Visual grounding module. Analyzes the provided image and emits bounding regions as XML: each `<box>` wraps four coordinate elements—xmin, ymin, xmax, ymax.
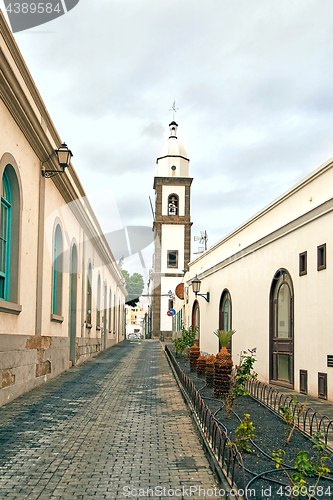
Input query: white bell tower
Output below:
<box><xmin>150</xmin><ymin>120</ymin><xmax>193</xmax><ymax>338</ymax></box>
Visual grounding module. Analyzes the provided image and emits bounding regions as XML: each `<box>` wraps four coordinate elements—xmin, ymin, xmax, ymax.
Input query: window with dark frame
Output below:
<box><xmin>299</xmin><ymin>251</ymin><xmax>307</xmax><ymax>276</ymax></box>
<box><xmin>86</xmin><ymin>263</ymin><xmax>92</xmax><ymax>325</ymax></box>
<box><xmin>167</xmin><ymin>250</ymin><xmax>178</xmax><ymax>268</ymax></box>
<box><xmin>317</xmin><ymin>243</ymin><xmax>326</xmax><ymax>271</ymax></box>
<box><xmin>1</xmin><ymin>171</ymin><xmax>11</xmax><ymax>301</ymax></box>
<box><xmin>52</xmin><ymin>224</ymin><xmax>63</xmax><ymax>316</ymax></box>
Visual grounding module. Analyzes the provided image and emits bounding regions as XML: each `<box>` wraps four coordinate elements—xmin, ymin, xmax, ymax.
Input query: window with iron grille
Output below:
<box><xmin>317</xmin><ymin>244</ymin><xmax>326</xmax><ymax>271</ymax></box>
<box><xmin>318</xmin><ymin>372</ymin><xmax>327</xmax><ymax>399</ymax></box>
<box><xmin>299</xmin><ymin>251</ymin><xmax>307</xmax><ymax>276</ymax></box>
<box><xmin>300</xmin><ymin>370</ymin><xmax>307</xmax><ymax>394</ymax></box>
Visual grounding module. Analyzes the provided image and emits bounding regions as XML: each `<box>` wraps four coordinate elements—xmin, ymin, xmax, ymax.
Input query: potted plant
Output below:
<box><xmin>213</xmin><ymin>329</ymin><xmax>235</xmax><ymax>397</ymax></box>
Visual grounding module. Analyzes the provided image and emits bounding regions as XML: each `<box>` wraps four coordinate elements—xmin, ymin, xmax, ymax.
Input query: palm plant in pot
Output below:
<box><xmin>213</xmin><ymin>329</ymin><xmax>235</xmax><ymax>398</ymax></box>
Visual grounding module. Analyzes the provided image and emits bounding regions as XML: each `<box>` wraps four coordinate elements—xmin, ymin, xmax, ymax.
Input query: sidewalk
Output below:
<box><xmin>0</xmin><ymin>340</ymin><xmax>217</xmax><ymax>499</ymax></box>
<box><xmin>276</xmin><ymin>387</ymin><xmax>333</xmax><ymax>420</ymax></box>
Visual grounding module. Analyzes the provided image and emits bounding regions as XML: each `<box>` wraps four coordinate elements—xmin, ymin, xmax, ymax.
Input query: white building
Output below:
<box><xmin>173</xmin><ymin>153</ymin><xmax>333</xmax><ymax>401</ymax></box>
<box><xmin>0</xmin><ymin>10</ymin><xmax>126</xmax><ymax>407</ymax></box>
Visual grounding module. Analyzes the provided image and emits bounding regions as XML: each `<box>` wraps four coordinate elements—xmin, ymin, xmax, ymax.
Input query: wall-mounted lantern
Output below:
<box><xmin>42</xmin><ymin>142</ymin><xmax>73</xmax><ymax>178</ymax></box>
<box><xmin>191</xmin><ymin>274</ymin><xmax>209</xmax><ymax>302</ymax></box>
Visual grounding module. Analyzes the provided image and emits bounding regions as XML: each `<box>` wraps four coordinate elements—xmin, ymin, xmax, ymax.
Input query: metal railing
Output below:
<box><xmin>165</xmin><ymin>346</ymin><xmax>246</xmax><ymax>495</ymax></box>
<box><xmin>245</xmin><ymin>378</ymin><xmax>333</xmax><ymax>448</ymax></box>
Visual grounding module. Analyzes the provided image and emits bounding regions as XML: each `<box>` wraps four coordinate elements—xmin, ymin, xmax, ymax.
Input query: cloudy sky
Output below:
<box><xmin>4</xmin><ymin>0</ymin><xmax>333</xmax><ymax>278</ymax></box>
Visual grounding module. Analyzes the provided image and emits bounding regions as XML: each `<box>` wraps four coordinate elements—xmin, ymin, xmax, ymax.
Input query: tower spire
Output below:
<box><xmin>169</xmin><ymin>100</ymin><xmax>179</xmax><ymax>121</ymax></box>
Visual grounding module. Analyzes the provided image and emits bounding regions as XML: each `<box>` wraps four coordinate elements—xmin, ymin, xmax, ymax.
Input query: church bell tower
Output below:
<box><xmin>151</xmin><ymin>120</ymin><xmax>193</xmax><ymax>338</ymax></box>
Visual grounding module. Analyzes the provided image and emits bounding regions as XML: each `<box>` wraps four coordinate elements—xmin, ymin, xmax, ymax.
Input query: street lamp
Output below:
<box><xmin>42</xmin><ymin>142</ymin><xmax>73</xmax><ymax>178</ymax></box>
<box><xmin>191</xmin><ymin>274</ymin><xmax>209</xmax><ymax>302</ymax></box>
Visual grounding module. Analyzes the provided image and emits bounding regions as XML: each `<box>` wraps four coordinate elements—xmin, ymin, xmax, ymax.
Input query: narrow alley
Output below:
<box><xmin>0</xmin><ymin>341</ymin><xmax>217</xmax><ymax>499</ymax></box>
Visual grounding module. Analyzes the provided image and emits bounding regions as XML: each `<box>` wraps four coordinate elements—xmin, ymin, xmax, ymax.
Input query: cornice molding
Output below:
<box><xmin>0</xmin><ymin>10</ymin><xmax>59</xmax><ymax>146</ymax></box>
<box><xmin>189</xmin><ymin>196</ymin><xmax>333</xmax><ymax>281</ymax></box>
<box><xmin>153</xmin><ymin>176</ymin><xmax>193</xmax><ymax>189</ymax></box>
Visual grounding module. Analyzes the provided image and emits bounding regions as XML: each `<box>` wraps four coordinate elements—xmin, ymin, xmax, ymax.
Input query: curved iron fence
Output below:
<box><xmin>165</xmin><ymin>345</ymin><xmax>246</xmax><ymax>495</ymax></box>
<box><xmin>245</xmin><ymin>378</ymin><xmax>333</xmax><ymax>448</ymax></box>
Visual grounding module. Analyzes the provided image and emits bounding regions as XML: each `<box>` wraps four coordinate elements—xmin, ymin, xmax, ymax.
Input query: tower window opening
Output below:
<box><xmin>168</xmin><ymin>194</ymin><xmax>179</xmax><ymax>216</ymax></box>
<box><xmin>167</xmin><ymin>250</ymin><xmax>178</xmax><ymax>268</ymax></box>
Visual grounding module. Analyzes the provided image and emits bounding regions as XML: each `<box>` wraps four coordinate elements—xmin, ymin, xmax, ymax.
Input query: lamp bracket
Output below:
<box><xmin>42</xmin><ymin>169</ymin><xmax>65</xmax><ymax>178</ymax></box>
<box><xmin>195</xmin><ymin>292</ymin><xmax>210</xmax><ymax>303</ymax></box>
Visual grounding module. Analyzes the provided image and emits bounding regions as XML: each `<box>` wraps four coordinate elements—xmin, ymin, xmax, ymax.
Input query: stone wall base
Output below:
<box><xmin>151</xmin><ymin>330</ymin><xmax>172</xmax><ymax>339</ymax></box>
<box><xmin>0</xmin><ymin>334</ymin><xmax>119</xmax><ymax>407</ymax></box>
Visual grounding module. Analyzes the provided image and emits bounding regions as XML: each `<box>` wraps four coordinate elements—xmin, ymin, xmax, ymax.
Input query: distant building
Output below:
<box><xmin>125</xmin><ymin>306</ymin><xmax>147</xmax><ymax>337</ymax></box>
<box><xmin>0</xmin><ymin>11</ymin><xmax>126</xmax><ymax>407</ymax></box>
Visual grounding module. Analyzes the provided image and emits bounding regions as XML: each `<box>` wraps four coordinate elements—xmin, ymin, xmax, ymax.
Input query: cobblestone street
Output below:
<box><xmin>0</xmin><ymin>340</ymin><xmax>217</xmax><ymax>499</ymax></box>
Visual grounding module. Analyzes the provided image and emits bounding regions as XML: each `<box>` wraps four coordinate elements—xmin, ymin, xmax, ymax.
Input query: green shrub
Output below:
<box><xmin>172</xmin><ymin>325</ymin><xmax>198</xmax><ymax>359</ymax></box>
<box><xmin>235</xmin><ymin>414</ymin><xmax>255</xmax><ymax>452</ymax></box>
<box><xmin>272</xmin><ymin>433</ymin><xmax>330</xmax><ymax>498</ymax></box>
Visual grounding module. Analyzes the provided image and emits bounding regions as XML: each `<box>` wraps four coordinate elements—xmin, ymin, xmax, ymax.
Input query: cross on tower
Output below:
<box><xmin>169</xmin><ymin>100</ymin><xmax>179</xmax><ymax>121</ymax></box>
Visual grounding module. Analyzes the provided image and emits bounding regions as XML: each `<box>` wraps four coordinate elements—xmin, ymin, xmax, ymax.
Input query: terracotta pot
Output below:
<box><xmin>213</xmin><ymin>347</ymin><xmax>233</xmax><ymax>397</ymax></box>
<box><xmin>189</xmin><ymin>345</ymin><xmax>200</xmax><ymax>371</ymax></box>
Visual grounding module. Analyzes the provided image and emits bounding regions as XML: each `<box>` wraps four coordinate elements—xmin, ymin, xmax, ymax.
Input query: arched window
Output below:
<box><xmin>219</xmin><ymin>289</ymin><xmax>232</xmax><ymax>353</ymax></box>
<box><xmin>113</xmin><ymin>293</ymin><xmax>116</xmax><ymax>335</ymax></box>
<box><xmin>118</xmin><ymin>300</ymin><xmax>121</xmax><ymax>338</ymax></box>
<box><xmin>270</xmin><ymin>269</ymin><xmax>294</xmax><ymax>386</ymax></box>
<box><xmin>96</xmin><ymin>274</ymin><xmax>101</xmax><ymax>329</ymax></box>
<box><xmin>103</xmin><ymin>284</ymin><xmax>107</xmax><ymax>348</ymax></box>
<box><xmin>69</xmin><ymin>244</ymin><xmax>77</xmax><ymax>364</ymax></box>
<box><xmin>191</xmin><ymin>300</ymin><xmax>200</xmax><ymax>343</ymax></box>
<box><xmin>0</xmin><ymin>171</ymin><xmax>11</xmax><ymax>300</ymax></box>
<box><xmin>52</xmin><ymin>224</ymin><xmax>63</xmax><ymax>315</ymax></box>
<box><xmin>0</xmin><ymin>159</ymin><xmax>21</xmax><ymax>306</ymax></box>
<box><xmin>86</xmin><ymin>263</ymin><xmax>92</xmax><ymax>325</ymax></box>
<box><xmin>109</xmin><ymin>289</ymin><xmax>112</xmax><ymax>334</ymax></box>
<box><xmin>168</xmin><ymin>194</ymin><xmax>179</xmax><ymax>216</ymax></box>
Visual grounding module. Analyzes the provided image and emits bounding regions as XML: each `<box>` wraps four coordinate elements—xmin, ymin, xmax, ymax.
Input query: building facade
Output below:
<box><xmin>125</xmin><ymin>306</ymin><xmax>147</xmax><ymax>338</ymax></box>
<box><xmin>173</xmin><ymin>154</ymin><xmax>333</xmax><ymax>401</ymax></box>
<box><xmin>0</xmin><ymin>10</ymin><xmax>126</xmax><ymax>407</ymax></box>
<box><xmin>148</xmin><ymin>121</ymin><xmax>192</xmax><ymax>338</ymax></box>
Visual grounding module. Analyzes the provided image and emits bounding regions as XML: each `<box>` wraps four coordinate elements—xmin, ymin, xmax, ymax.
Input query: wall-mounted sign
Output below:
<box><xmin>175</xmin><ymin>283</ymin><xmax>184</xmax><ymax>300</ymax></box>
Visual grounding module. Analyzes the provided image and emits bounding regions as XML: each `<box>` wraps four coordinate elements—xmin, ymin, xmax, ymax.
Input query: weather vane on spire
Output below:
<box><xmin>169</xmin><ymin>100</ymin><xmax>179</xmax><ymax>121</ymax></box>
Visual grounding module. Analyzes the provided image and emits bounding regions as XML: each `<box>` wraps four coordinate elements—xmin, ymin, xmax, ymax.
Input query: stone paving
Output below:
<box><xmin>0</xmin><ymin>340</ymin><xmax>218</xmax><ymax>499</ymax></box>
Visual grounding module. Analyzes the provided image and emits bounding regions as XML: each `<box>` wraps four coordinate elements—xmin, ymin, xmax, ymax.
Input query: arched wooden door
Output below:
<box><xmin>270</xmin><ymin>269</ymin><xmax>294</xmax><ymax>387</ymax></box>
<box><xmin>219</xmin><ymin>289</ymin><xmax>232</xmax><ymax>353</ymax></box>
<box><xmin>103</xmin><ymin>285</ymin><xmax>107</xmax><ymax>350</ymax></box>
<box><xmin>191</xmin><ymin>300</ymin><xmax>200</xmax><ymax>345</ymax></box>
<box><xmin>69</xmin><ymin>244</ymin><xmax>77</xmax><ymax>365</ymax></box>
